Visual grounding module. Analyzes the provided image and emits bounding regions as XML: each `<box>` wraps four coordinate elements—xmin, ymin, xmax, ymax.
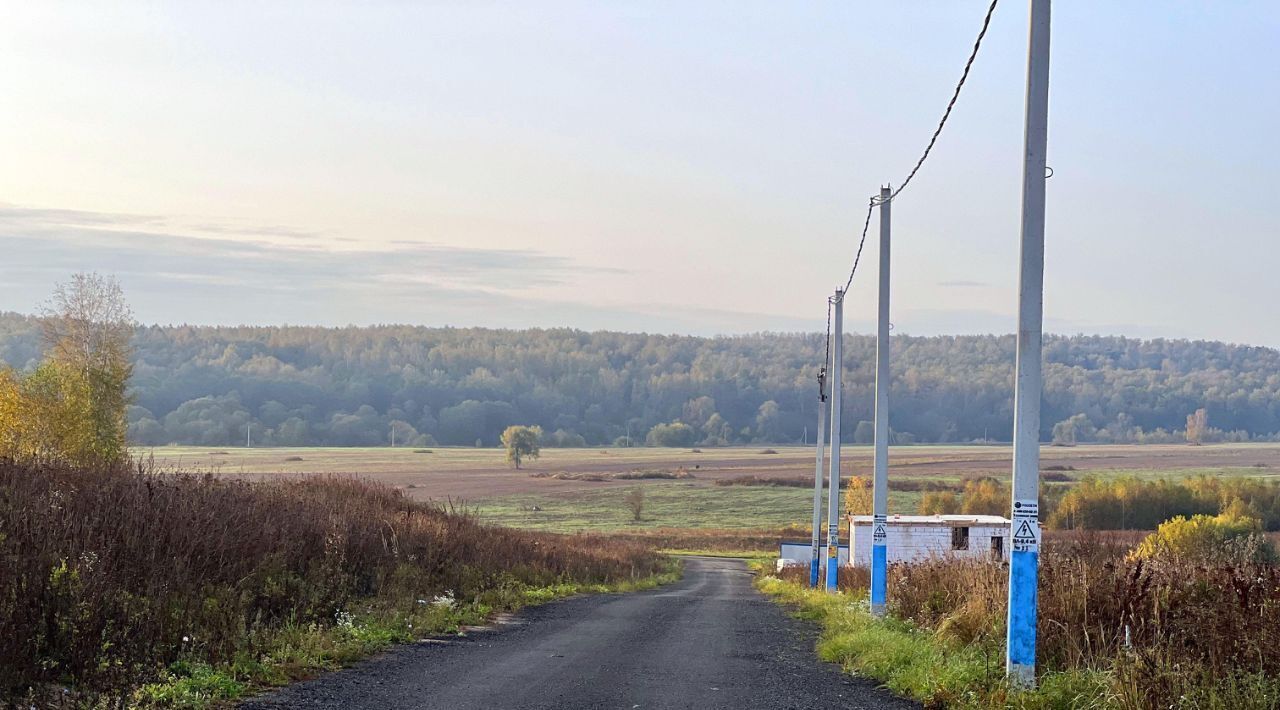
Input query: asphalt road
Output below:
<box><xmin>241</xmin><ymin>557</ymin><xmax>918</xmax><ymax>710</ymax></box>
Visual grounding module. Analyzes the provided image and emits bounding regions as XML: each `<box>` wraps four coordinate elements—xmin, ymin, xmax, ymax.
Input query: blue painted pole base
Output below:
<box><xmin>824</xmin><ymin>549</ymin><xmax>839</xmax><ymax>592</ymax></box>
<box><xmin>809</xmin><ymin>558</ymin><xmax>820</xmax><ymax>588</ymax></box>
<box><xmin>870</xmin><ymin>543</ymin><xmax>887</xmax><ymax>616</ymax></box>
<box><xmin>1006</xmin><ymin>549</ymin><xmax>1039</xmax><ymax>686</ymax></box>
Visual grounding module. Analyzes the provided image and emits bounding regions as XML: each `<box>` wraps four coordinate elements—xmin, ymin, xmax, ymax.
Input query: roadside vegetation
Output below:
<box><xmin>0</xmin><ymin>460</ymin><xmax>673</xmax><ymax>706</ymax></box>
<box><xmin>758</xmin><ymin>529</ymin><xmax>1280</xmax><ymax>709</ymax></box>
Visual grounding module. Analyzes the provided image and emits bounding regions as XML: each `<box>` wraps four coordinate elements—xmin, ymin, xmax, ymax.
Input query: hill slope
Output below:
<box><xmin>2</xmin><ymin>312</ymin><xmax>1278</xmax><ymax>447</ymax></box>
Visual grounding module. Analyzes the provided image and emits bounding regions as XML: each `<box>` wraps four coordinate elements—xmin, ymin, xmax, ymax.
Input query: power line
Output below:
<box><xmin>833</xmin><ymin>0</ymin><xmax>1000</xmax><ymax>297</ymax></box>
<box><xmin>888</xmin><ymin>0</ymin><xmax>1000</xmax><ymax>203</ymax></box>
<box><xmin>819</xmin><ymin>296</ymin><xmax>832</xmax><ymax>402</ymax></box>
<box><xmin>841</xmin><ymin>197</ymin><xmax>876</xmax><ymax>293</ymax></box>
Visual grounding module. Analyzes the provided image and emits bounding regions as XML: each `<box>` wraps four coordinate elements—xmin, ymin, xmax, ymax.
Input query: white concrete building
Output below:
<box><xmin>777</xmin><ymin>541</ymin><xmax>849</xmax><ymax>568</ymax></box>
<box><xmin>848</xmin><ymin>514</ymin><xmax>1010</xmax><ymax>567</ymax></box>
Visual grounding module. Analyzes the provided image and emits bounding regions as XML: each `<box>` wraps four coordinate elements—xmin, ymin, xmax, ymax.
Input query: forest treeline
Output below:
<box><xmin>2</xmin><ymin>312</ymin><xmax>1280</xmax><ymax>448</ymax></box>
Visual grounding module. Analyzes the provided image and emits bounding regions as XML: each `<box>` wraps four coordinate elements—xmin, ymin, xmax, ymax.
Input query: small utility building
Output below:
<box><xmin>849</xmin><ymin>514</ymin><xmax>1010</xmax><ymax>567</ymax></box>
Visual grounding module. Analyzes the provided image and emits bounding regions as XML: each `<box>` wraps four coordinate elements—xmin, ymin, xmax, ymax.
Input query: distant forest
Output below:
<box><xmin>2</xmin><ymin>312</ymin><xmax>1278</xmax><ymax>448</ymax></box>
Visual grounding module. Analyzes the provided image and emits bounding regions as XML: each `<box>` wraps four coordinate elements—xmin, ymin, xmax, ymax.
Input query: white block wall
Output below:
<box><xmin>850</xmin><ymin>523</ymin><xmax>1009</xmax><ymax>567</ymax></box>
<box><xmin>778</xmin><ymin>542</ymin><xmax>850</xmax><ymax>567</ymax></box>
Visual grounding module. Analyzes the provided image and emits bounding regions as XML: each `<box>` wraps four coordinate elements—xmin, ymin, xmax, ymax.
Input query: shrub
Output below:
<box><xmin>1045</xmin><ymin>475</ymin><xmax>1280</xmax><ymax>531</ymax></box>
<box><xmin>644</xmin><ymin>422</ymin><xmax>697</xmax><ymax>448</ymax></box>
<box><xmin>1130</xmin><ymin>513</ymin><xmax>1274</xmax><ymax>564</ymax></box>
<box><xmin>918</xmin><ymin>491</ymin><xmax>960</xmax><ymax>515</ymax></box>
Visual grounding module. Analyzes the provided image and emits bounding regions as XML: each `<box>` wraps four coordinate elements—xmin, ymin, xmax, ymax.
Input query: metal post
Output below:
<box><xmin>870</xmin><ymin>186</ymin><xmax>891</xmax><ymax>616</ymax></box>
<box><xmin>1007</xmin><ymin>0</ymin><xmax>1052</xmax><ymax>687</ymax></box>
<box><xmin>810</xmin><ymin>333</ymin><xmax>831</xmax><ymax>588</ymax></box>
<box><xmin>824</xmin><ymin>291</ymin><xmax>844</xmax><ymax>592</ymax></box>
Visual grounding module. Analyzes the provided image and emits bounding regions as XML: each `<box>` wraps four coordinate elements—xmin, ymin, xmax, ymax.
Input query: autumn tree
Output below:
<box><xmin>701</xmin><ymin>413</ymin><xmax>732</xmax><ymax>446</ymax></box>
<box><xmin>501</xmin><ymin>425</ymin><xmax>542</xmax><ymax>469</ymax></box>
<box><xmin>1186</xmin><ymin>408</ymin><xmax>1208</xmax><ymax>445</ymax></box>
<box><xmin>843</xmin><ymin>475</ymin><xmax>873</xmax><ymax>515</ymax></box>
<box><xmin>645</xmin><ymin>422</ymin><xmax>696</xmax><ymax>447</ymax></box>
<box><xmin>919</xmin><ymin>491</ymin><xmax>961</xmax><ymax>515</ymax></box>
<box><xmin>959</xmin><ymin>476</ymin><xmax>1007</xmax><ymax>516</ymax></box>
<box><xmin>681</xmin><ymin>396</ymin><xmax>717</xmax><ymax>431</ymax></box>
<box><xmin>42</xmin><ymin>273</ymin><xmax>135</xmax><ymax>465</ymax></box>
<box><xmin>754</xmin><ymin>400</ymin><xmax>781</xmax><ymax>441</ymax></box>
<box><xmin>0</xmin><ymin>274</ymin><xmax>134</xmax><ymax>466</ymax></box>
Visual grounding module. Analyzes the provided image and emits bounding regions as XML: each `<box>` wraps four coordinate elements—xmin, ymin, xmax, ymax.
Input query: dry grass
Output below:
<box><xmin>777</xmin><ymin>530</ymin><xmax>1280</xmax><ymax>707</ymax></box>
<box><xmin>0</xmin><ymin>459</ymin><xmax>666</xmax><ymax>700</ymax></box>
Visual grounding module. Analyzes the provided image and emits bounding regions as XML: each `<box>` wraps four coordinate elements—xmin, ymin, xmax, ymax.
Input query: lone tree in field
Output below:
<box><xmin>501</xmin><ymin>425</ymin><xmax>542</xmax><ymax>469</ymax></box>
<box><xmin>624</xmin><ymin>487</ymin><xmax>645</xmax><ymax>522</ymax></box>
<box><xmin>1186</xmin><ymin>408</ymin><xmax>1209</xmax><ymax>445</ymax></box>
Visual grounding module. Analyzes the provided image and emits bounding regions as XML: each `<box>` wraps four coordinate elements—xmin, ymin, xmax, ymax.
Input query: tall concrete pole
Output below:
<box><xmin>1007</xmin><ymin>0</ymin><xmax>1051</xmax><ymax>687</ymax></box>
<box><xmin>870</xmin><ymin>186</ymin><xmax>892</xmax><ymax>616</ymax></box>
<box><xmin>809</xmin><ymin>337</ymin><xmax>830</xmax><ymax>588</ymax></box>
<box><xmin>824</xmin><ymin>291</ymin><xmax>844</xmax><ymax>592</ymax></box>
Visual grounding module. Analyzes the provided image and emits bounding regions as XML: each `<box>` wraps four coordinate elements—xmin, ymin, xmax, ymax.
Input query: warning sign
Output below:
<box><xmin>1011</xmin><ymin>498</ymin><xmax>1040</xmax><ymax>552</ymax></box>
<box><xmin>872</xmin><ymin>523</ymin><xmax>887</xmax><ymax>543</ymax></box>
<box><xmin>828</xmin><ymin>544</ymin><xmax>838</xmax><ymax>557</ymax></box>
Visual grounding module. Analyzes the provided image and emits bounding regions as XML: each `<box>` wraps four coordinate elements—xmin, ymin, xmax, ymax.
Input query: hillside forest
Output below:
<box><xmin>2</xmin><ymin>312</ymin><xmax>1279</xmax><ymax>449</ymax></box>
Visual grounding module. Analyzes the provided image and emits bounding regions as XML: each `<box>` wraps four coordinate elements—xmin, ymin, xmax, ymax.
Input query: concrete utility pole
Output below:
<box><xmin>246</xmin><ymin>423</ymin><xmax>252</xmax><ymax>448</ymax></box>
<box><xmin>1007</xmin><ymin>0</ymin><xmax>1052</xmax><ymax>687</ymax></box>
<box><xmin>809</xmin><ymin>330</ymin><xmax>831</xmax><ymax>588</ymax></box>
<box><xmin>824</xmin><ymin>290</ymin><xmax>844</xmax><ymax>592</ymax></box>
<box><xmin>870</xmin><ymin>185</ymin><xmax>892</xmax><ymax>616</ymax></box>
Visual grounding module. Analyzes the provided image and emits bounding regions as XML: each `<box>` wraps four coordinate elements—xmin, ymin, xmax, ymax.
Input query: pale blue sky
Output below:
<box><xmin>1</xmin><ymin>2</ymin><xmax>1276</xmax><ymax>344</ymax></box>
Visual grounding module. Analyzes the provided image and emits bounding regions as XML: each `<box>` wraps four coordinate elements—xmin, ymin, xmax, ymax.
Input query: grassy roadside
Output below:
<box><xmin>752</xmin><ymin>569</ymin><xmax>1115</xmax><ymax>710</ymax></box>
<box><xmin>137</xmin><ymin>562</ymin><xmax>682</xmax><ymax>707</ymax></box>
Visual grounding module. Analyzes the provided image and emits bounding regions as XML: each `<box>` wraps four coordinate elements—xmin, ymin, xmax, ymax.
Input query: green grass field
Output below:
<box><xmin>469</xmin><ymin>483</ymin><xmax>925</xmax><ymax>532</ymax></box>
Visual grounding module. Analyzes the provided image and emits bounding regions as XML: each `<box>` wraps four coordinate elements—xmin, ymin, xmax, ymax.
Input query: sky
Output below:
<box><xmin>1</xmin><ymin>2</ymin><xmax>1277</xmax><ymax>344</ymax></box>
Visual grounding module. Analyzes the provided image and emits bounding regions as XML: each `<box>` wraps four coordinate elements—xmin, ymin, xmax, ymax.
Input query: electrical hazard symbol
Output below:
<box><xmin>872</xmin><ymin>523</ymin><xmax>887</xmax><ymax>542</ymax></box>
<box><xmin>828</xmin><ymin>545</ymin><xmax>838</xmax><ymax>558</ymax></box>
<box><xmin>1012</xmin><ymin>518</ymin><xmax>1040</xmax><ymax>553</ymax></box>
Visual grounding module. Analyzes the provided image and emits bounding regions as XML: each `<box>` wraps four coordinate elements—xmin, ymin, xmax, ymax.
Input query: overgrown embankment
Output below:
<box><xmin>758</xmin><ymin>531</ymin><xmax>1280</xmax><ymax>709</ymax></box>
<box><xmin>0</xmin><ymin>460</ymin><xmax>673</xmax><ymax>706</ymax></box>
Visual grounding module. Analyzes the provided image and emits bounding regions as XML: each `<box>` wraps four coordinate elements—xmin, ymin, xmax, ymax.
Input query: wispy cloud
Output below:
<box><xmin>0</xmin><ymin>203</ymin><xmax>653</xmax><ymax>328</ymax></box>
<box><xmin>0</xmin><ymin>203</ymin><xmax>617</xmax><ymax>294</ymax></box>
